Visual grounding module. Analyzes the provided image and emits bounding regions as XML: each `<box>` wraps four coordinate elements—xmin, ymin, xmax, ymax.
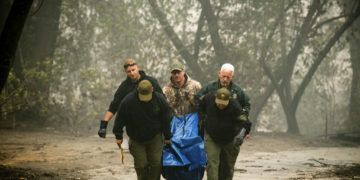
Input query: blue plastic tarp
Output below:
<box><xmin>162</xmin><ymin>113</ymin><xmax>207</xmax><ymax>179</ymax></box>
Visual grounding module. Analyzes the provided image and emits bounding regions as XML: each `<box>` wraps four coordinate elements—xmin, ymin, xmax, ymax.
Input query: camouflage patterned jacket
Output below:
<box><xmin>163</xmin><ymin>74</ymin><xmax>201</xmax><ymax>116</ymax></box>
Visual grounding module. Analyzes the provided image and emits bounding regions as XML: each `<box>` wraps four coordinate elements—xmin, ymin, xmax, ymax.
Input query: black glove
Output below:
<box><xmin>244</xmin><ymin>120</ymin><xmax>252</xmax><ymax>135</ymax></box>
<box><xmin>98</xmin><ymin>120</ymin><xmax>108</xmax><ymax>138</ymax></box>
<box><xmin>242</xmin><ymin>107</ymin><xmax>250</xmax><ymax>117</ymax></box>
<box><xmin>233</xmin><ymin>128</ymin><xmax>246</xmax><ymax>146</ymax></box>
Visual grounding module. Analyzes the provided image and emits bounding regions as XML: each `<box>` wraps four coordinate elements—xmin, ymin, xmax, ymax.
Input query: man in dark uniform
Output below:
<box><xmin>113</xmin><ymin>80</ymin><xmax>172</xmax><ymax>180</ymax></box>
<box><xmin>198</xmin><ymin>88</ymin><xmax>251</xmax><ymax>180</ymax></box>
<box><xmin>98</xmin><ymin>58</ymin><xmax>163</xmax><ymax>138</ymax></box>
<box><xmin>195</xmin><ymin>63</ymin><xmax>250</xmax><ymax>116</ymax></box>
<box><xmin>195</xmin><ymin>63</ymin><xmax>251</xmax><ymax>140</ymax></box>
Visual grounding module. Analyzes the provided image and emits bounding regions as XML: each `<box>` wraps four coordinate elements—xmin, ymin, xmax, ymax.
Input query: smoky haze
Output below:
<box><xmin>1</xmin><ymin>0</ymin><xmax>360</xmax><ymax>179</ymax></box>
<box><xmin>0</xmin><ymin>0</ymin><xmax>359</xmax><ymax>137</ymax></box>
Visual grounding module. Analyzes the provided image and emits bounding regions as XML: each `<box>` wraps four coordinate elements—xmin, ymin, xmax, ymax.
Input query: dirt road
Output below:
<box><xmin>0</xmin><ymin>129</ymin><xmax>359</xmax><ymax>179</ymax></box>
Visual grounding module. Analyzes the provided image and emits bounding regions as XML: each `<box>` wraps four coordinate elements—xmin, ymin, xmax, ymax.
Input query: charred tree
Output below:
<box><xmin>346</xmin><ymin>1</ymin><xmax>360</xmax><ymax>131</ymax></box>
<box><xmin>0</xmin><ymin>0</ymin><xmax>34</xmax><ymax>93</ymax></box>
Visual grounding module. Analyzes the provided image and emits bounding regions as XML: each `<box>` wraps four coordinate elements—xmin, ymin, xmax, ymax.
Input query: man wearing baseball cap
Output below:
<box><xmin>98</xmin><ymin>58</ymin><xmax>163</xmax><ymax>138</ymax></box>
<box><xmin>162</xmin><ymin>60</ymin><xmax>204</xmax><ymax>178</ymax></box>
<box><xmin>198</xmin><ymin>87</ymin><xmax>251</xmax><ymax>180</ymax></box>
<box><xmin>113</xmin><ymin>79</ymin><xmax>172</xmax><ymax>180</ymax></box>
<box><xmin>195</xmin><ymin>63</ymin><xmax>250</xmax><ymax>120</ymax></box>
<box><xmin>163</xmin><ymin>60</ymin><xmax>202</xmax><ymax>116</ymax></box>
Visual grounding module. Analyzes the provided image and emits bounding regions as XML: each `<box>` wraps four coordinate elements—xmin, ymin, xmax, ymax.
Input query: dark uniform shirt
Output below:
<box><xmin>195</xmin><ymin>80</ymin><xmax>250</xmax><ymax>114</ymax></box>
<box><xmin>113</xmin><ymin>91</ymin><xmax>172</xmax><ymax>142</ymax></box>
<box><xmin>108</xmin><ymin>70</ymin><xmax>163</xmax><ymax>114</ymax></box>
<box><xmin>198</xmin><ymin>94</ymin><xmax>244</xmax><ymax>145</ymax></box>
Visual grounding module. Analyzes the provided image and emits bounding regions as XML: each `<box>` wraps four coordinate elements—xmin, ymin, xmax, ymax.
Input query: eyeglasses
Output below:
<box><xmin>123</xmin><ymin>63</ymin><xmax>136</xmax><ymax>69</ymax></box>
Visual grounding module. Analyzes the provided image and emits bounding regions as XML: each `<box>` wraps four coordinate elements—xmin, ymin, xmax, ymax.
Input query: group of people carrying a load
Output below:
<box><xmin>97</xmin><ymin>58</ymin><xmax>251</xmax><ymax>180</ymax></box>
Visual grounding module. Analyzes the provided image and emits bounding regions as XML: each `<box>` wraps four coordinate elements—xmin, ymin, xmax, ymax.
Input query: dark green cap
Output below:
<box><xmin>137</xmin><ymin>80</ymin><xmax>153</xmax><ymax>101</ymax></box>
<box><xmin>215</xmin><ymin>87</ymin><xmax>230</xmax><ymax>106</ymax></box>
<box><xmin>170</xmin><ymin>60</ymin><xmax>185</xmax><ymax>72</ymax></box>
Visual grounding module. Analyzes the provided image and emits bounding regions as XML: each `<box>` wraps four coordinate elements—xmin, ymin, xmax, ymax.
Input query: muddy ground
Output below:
<box><xmin>0</xmin><ymin>127</ymin><xmax>359</xmax><ymax>180</ymax></box>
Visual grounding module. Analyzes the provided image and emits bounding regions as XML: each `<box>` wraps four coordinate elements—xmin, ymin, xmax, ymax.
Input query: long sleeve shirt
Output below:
<box><xmin>113</xmin><ymin>91</ymin><xmax>172</xmax><ymax>142</ymax></box>
<box><xmin>195</xmin><ymin>80</ymin><xmax>251</xmax><ymax>114</ymax></box>
<box><xmin>198</xmin><ymin>94</ymin><xmax>250</xmax><ymax>145</ymax></box>
<box><xmin>108</xmin><ymin>70</ymin><xmax>163</xmax><ymax>114</ymax></box>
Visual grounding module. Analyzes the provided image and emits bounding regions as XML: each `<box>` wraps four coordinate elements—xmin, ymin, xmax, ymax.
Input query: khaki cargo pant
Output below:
<box><xmin>129</xmin><ymin>133</ymin><xmax>163</xmax><ymax>180</ymax></box>
<box><xmin>205</xmin><ymin>132</ymin><xmax>240</xmax><ymax>180</ymax></box>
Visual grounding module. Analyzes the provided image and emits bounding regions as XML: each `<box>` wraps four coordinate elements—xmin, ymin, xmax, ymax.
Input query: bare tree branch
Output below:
<box><xmin>148</xmin><ymin>0</ymin><xmax>205</xmax><ymax>79</ymax></box>
<box><xmin>314</xmin><ymin>14</ymin><xmax>349</xmax><ymax>30</ymax></box>
<box><xmin>292</xmin><ymin>4</ymin><xmax>360</xmax><ymax>111</ymax></box>
<box><xmin>198</xmin><ymin>0</ymin><xmax>227</xmax><ymax>65</ymax></box>
<box><xmin>280</xmin><ymin>0</ymin><xmax>320</xmax><ymax>92</ymax></box>
<box><xmin>193</xmin><ymin>10</ymin><xmax>205</xmax><ymax>60</ymax></box>
<box><xmin>251</xmin><ymin>0</ymin><xmax>296</xmax><ymax>125</ymax></box>
<box><xmin>259</xmin><ymin>0</ymin><xmax>297</xmax><ymax>92</ymax></box>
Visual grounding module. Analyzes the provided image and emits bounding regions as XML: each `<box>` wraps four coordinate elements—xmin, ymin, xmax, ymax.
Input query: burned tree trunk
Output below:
<box><xmin>0</xmin><ymin>0</ymin><xmax>34</xmax><ymax>93</ymax></box>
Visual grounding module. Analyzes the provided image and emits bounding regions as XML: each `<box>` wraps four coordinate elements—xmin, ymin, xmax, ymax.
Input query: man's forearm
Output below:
<box><xmin>102</xmin><ymin>111</ymin><xmax>114</xmax><ymax>121</ymax></box>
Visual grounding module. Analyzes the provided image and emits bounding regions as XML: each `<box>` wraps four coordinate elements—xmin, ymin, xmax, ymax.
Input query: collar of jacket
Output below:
<box><xmin>125</xmin><ymin>70</ymin><xmax>147</xmax><ymax>83</ymax></box>
<box><xmin>217</xmin><ymin>79</ymin><xmax>233</xmax><ymax>89</ymax></box>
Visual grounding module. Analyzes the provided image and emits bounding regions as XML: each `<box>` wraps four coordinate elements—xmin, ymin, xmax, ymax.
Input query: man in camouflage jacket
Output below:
<box><xmin>162</xmin><ymin>61</ymin><xmax>202</xmax><ymax>116</ymax></box>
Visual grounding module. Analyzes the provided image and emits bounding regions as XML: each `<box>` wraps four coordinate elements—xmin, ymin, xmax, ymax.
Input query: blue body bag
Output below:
<box><xmin>162</xmin><ymin>113</ymin><xmax>207</xmax><ymax>180</ymax></box>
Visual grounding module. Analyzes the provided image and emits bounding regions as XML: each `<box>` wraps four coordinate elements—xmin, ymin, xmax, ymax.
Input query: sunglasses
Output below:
<box><xmin>123</xmin><ymin>63</ymin><xmax>136</xmax><ymax>69</ymax></box>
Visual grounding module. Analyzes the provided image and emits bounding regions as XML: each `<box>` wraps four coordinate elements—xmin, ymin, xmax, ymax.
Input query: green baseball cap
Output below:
<box><xmin>215</xmin><ymin>87</ymin><xmax>230</xmax><ymax>106</ymax></box>
<box><xmin>170</xmin><ymin>60</ymin><xmax>185</xmax><ymax>72</ymax></box>
<box><xmin>137</xmin><ymin>80</ymin><xmax>153</xmax><ymax>102</ymax></box>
